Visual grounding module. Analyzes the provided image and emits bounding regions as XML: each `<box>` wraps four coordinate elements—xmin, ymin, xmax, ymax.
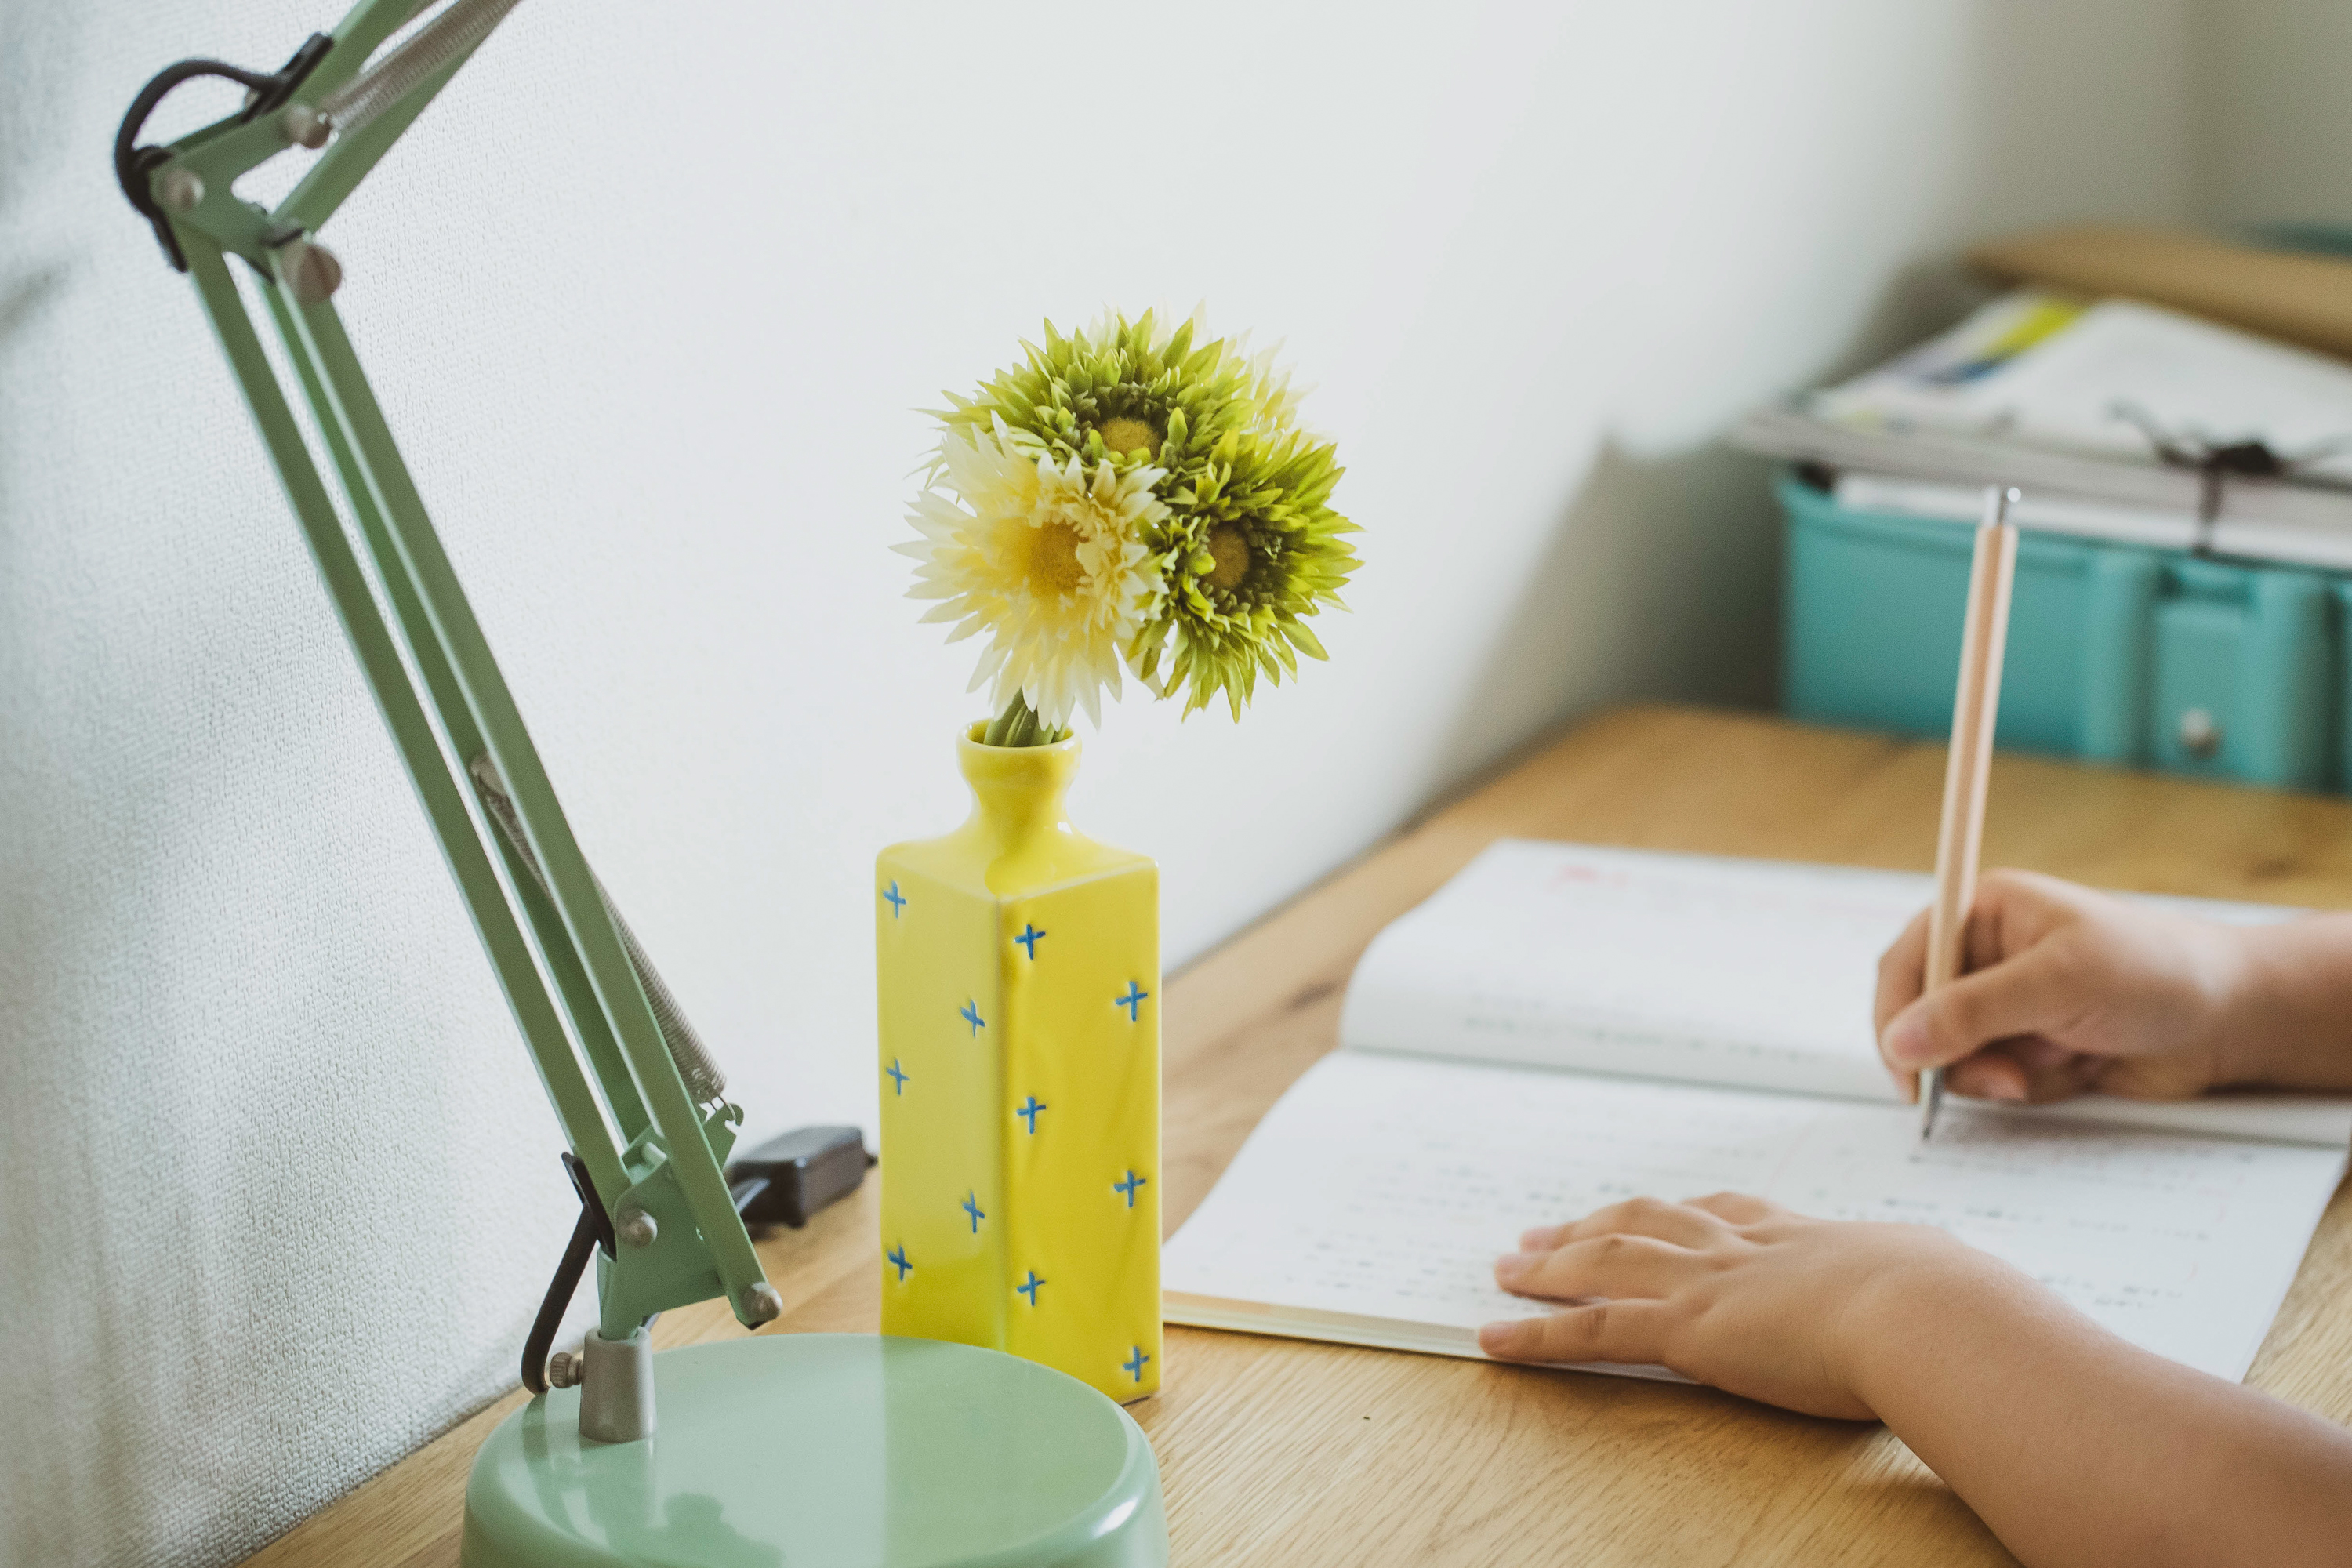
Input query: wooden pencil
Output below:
<box><xmin>1920</xmin><ymin>487</ymin><xmax>2021</xmax><ymax>1141</ymax></box>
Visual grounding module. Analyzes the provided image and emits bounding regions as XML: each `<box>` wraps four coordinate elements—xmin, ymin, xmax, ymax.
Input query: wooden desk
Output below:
<box><xmin>245</xmin><ymin>706</ymin><xmax>2352</xmax><ymax>1567</ymax></box>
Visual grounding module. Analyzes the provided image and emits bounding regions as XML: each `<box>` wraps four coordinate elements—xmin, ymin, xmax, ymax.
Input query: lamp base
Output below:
<box><xmin>462</xmin><ymin>1334</ymin><xmax>1168</xmax><ymax>1568</ymax></box>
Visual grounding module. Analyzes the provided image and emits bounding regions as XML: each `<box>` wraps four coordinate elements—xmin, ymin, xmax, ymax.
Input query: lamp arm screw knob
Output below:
<box><xmin>280</xmin><ymin>103</ymin><xmax>332</xmax><ymax>149</ymax></box>
<box><xmin>744</xmin><ymin>1283</ymin><xmax>782</xmax><ymax>1324</ymax></box>
<box><xmin>545</xmin><ymin>1351</ymin><xmax>581</xmax><ymax>1389</ymax></box>
<box><xmin>615</xmin><ymin>1207</ymin><xmax>658</xmax><ymax>1249</ymax></box>
<box><xmin>156</xmin><ymin>167</ymin><xmax>204</xmax><ymax>212</ymax></box>
<box><xmin>272</xmin><ymin>234</ymin><xmax>343</xmax><ymax>306</ymax></box>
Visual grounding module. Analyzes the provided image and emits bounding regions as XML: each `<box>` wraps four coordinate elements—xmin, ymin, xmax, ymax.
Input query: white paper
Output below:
<box><xmin>1339</xmin><ymin>840</ymin><xmax>2352</xmax><ymax>1147</ymax></box>
<box><xmin>1834</xmin><ymin>471</ymin><xmax>2204</xmax><ymax>554</ymax></box>
<box><xmin>1809</xmin><ymin>294</ymin><xmax>2352</xmax><ymax>485</ymax></box>
<box><xmin>1166</xmin><ymin>1052</ymin><xmax>2347</xmax><ymax>1382</ymax></box>
<box><xmin>1831</xmin><ymin>469</ymin><xmax>2352</xmax><ymax>577</ymax></box>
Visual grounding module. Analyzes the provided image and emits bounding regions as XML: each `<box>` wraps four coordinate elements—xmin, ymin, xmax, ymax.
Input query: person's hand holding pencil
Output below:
<box><xmin>1873</xmin><ymin>867</ymin><xmax>2252</xmax><ymax>1104</ymax></box>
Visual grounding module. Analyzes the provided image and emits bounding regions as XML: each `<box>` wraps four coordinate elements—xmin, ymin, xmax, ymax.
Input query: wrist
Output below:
<box><xmin>1840</xmin><ymin>1242</ymin><xmax>2026</xmax><ymax>1421</ymax></box>
<box><xmin>2196</xmin><ymin>921</ymin><xmax>2271</xmax><ymax>1087</ymax></box>
<box><xmin>2209</xmin><ymin>920</ymin><xmax>2352</xmax><ymax>1091</ymax></box>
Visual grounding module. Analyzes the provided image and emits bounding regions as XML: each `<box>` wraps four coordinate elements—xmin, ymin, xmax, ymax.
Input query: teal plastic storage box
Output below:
<box><xmin>1778</xmin><ymin>470</ymin><xmax>2343</xmax><ymax>792</ymax></box>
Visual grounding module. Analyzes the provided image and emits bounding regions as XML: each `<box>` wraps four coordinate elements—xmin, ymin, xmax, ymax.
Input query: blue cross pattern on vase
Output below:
<box><xmin>882</xmin><ymin>880</ymin><xmax>906</xmax><ymax>918</ymax></box>
<box><xmin>887</xmin><ymin>1244</ymin><xmax>912</xmax><ymax>1281</ymax></box>
<box><xmin>1014</xmin><ymin>923</ymin><xmax>1046</xmax><ymax>958</ymax></box>
<box><xmin>1123</xmin><ymin>1345</ymin><xmax>1150</xmax><ymax>1384</ymax></box>
<box><xmin>1115</xmin><ymin>981</ymin><xmax>1149</xmax><ymax>1022</ymax></box>
<box><xmin>960</xmin><ymin>1000</ymin><xmax>985</xmax><ymax>1036</ymax></box>
<box><xmin>886</xmin><ymin>1058</ymin><xmax>909</xmax><ymax>1094</ymax></box>
<box><xmin>1016</xmin><ymin>1095</ymin><xmax>1045</xmax><ymax>1133</ymax></box>
<box><xmin>962</xmin><ymin>1192</ymin><xmax>986</xmax><ymax>1232</ymax></box>
<box><xmin>1017</xmin><ymin>1270</ymin><xmax>1044</xmax><ymax>1306</ymax></box>
<box><xmin>1115</xmin><ymin>1169</ymin><xmax>1148</xmax><ymax>1208</ymax></box>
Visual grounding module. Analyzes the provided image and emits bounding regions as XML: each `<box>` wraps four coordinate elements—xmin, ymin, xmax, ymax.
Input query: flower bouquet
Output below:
<box><xmin>875</xmin><ymin>310</ymin><xmax>1355</xmax><ymax>1400</ymax></box>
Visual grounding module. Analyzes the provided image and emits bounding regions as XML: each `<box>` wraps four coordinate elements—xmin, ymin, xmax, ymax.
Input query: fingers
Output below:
<box><xmin>1683</xmin><ymin>1190</ymin><xmax>1778</xmax><ymax>1224</ymax></box>
<box><xmin>1519</xmin><ymin>1196</ymin><xmax>1720</xmax><ymax>1252</ymax></box>
<box><xmin>1874</xmin><ymin>908</ymin><xmax>1933</xmax><ymax>1090</ymax></box>
<box><xmin>1878</xmin><ymin>872</ymin><xmax>2093</xmax><ymax>1098</ymax></box>
<box><xmin>1879</xmin><ymin>937</ymin><xmax>2085</xmax><ymax>1075</ymax></box>
<box><xmin>2015</xmin><ymin>1052</ymin><xmax>2105</xmax><ymax>1103</ymax></box>
<box><xmin>1478</xmin><ymin>1299</ymin><xmax>1674</xmax><ymax>1366</ymax></box>
<box><xmin>1875</xmin><ymin>909</ymin><xmax>1933</xmax><ymax>1102</ymax></box>
<box><xmin>1495</xmin><ymin>1233</ymin><xmax>1700</xmax><ymax>1303</ymax></box>
<box><xmin>1944</xmin><ymin>1051</ymin><xmax>2030</xmax><ymax>1101</ymax></box>
<box><xmin>1875</xmin><ymin>906</ymin><xmax>1933</xmax><ymax>1033</ymax></box>
<box><xmin>1518</xmin><ymin>1193</ymin><xmax>1777</xmax><ymax>1254</ymax></box>
<box><xmin>1944</xmin><ymin>1041</ymin><xmax>2104</xmax><ymax>1104</ymax></box>
<box><xmin>2094</xmin><ymin>1052</ymin><xmax>2228</xmax><ymax>1102</ymax></box>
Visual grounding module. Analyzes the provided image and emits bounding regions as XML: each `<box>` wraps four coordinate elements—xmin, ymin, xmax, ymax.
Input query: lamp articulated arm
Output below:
<box><xmin>118</xmin><ymin>0</ymin><xmax>781</xmax><ymax>1391</ymax></box>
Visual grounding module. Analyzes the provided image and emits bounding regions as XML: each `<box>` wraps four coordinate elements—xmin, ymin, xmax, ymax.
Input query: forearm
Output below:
<box><xmin>2219</xmin><ymin>914</ymin><xmax>2352</xmax><ymax>1091</ymax></box>
<box><xmin>1851</xmin><ymin>1261</ymin><xmax>2352</xmax><ymax>1568</ymax></box>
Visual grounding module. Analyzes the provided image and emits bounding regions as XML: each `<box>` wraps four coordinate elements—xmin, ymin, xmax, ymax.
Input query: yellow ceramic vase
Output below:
<box><xmin>874</xmin><ymin>725</ymin><xmax>1161</xmax><ymax>1403</ymax></box>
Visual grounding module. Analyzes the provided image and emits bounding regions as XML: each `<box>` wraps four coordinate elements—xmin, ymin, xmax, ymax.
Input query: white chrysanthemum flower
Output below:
<box><xmin>897</xmin><ymin>430</ymin><xmax>1168</xmax><ymax>730</ymax></box>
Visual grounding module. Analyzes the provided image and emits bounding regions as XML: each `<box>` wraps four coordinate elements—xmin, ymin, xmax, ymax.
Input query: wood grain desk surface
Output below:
<box><xmin>243</xmin><ymin>705</ymin><xmax>2352</xmax><ymax>1568</ymax></box>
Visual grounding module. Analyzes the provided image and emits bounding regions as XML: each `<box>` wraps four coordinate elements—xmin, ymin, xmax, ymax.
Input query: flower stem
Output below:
<box><xmin>982</xmin><ymin>695</ymin><xmax>1069</xmax><ymax>748</ymax></box>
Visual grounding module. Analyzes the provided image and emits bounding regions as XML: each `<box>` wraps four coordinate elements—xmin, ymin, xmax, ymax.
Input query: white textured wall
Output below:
<box><xmin>2193</xmin><ymin>0</ymin><xmax>2352</xmax><ymax>227</ymax></box>
<box><xmin>2</xmin><ymin>2</ymin><xmax>2194</xmax><ymax>1563</ymax></box>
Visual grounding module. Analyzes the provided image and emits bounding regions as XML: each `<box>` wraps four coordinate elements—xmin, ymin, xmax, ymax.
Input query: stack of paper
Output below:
<box><xmin>1735</xmin><ymin>290</ymin><xmax>2352</xmax><ymax>568</ymax></box>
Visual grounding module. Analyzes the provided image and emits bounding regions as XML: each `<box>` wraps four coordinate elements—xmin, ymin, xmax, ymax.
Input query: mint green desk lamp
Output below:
<box><xmin>114</xmin><ymin>5</ymin><xmax>1168</xmax><ymax>1563</ymax></box>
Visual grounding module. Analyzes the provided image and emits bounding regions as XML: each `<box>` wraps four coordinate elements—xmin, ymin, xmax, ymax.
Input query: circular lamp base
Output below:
<box><xmin>462</xmin><ymin>1334</ymin><xmax>1167</xmax><ymax>1568</ymax></box>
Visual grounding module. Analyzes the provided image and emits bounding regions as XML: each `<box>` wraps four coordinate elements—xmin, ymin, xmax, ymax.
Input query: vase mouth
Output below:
<box><xmin>960</xmin><ymin>721</ymin><xmax>1081</xmax><ymax>757</ymax></box>
<box><xmin>957</xmin><ymin>723</ymin><xmax>1080</xmax><ymax>819</ymax></box>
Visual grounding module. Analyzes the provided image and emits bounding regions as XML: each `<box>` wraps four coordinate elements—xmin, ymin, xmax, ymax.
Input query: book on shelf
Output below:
<box><xmin>1734</xmin><ymin>289</ymin><xmax>2352</xmax><ymax>568</ymax></box>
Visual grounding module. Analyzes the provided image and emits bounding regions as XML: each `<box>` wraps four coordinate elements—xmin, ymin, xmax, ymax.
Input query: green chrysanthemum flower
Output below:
<box><xmin>934</xmin><ymin>308</ymin><xmax>1293</xmax><ymax>482</ymax></box>
<box><xmin>1132</xmin><ymin>425</ymin><xmax>1358</xmax><ymax>718</ymax></box>
<box><xmin>920</xmin><ymin>309</ymin><xmax>1355</xmax><ymax>733</ymax></box>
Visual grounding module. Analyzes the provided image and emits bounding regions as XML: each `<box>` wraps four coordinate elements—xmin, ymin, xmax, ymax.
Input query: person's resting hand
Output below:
<box><xmin>1874</xmin><ymin>869</ymin><xmax>2249</xmax><ymax>1105</ymax></box>
<box><xmin>1475</xmin><ymin>1193</ymin><xmax>2010</xmax><ymax>1419</ymax></box>
<box><xmin>1481</xmin><ymin>1192</ymin><xmax>2352</xmax><ymax>1567</ymax></box>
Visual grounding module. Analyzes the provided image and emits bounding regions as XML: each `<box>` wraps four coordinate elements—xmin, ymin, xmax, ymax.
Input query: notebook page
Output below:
<box><xmin>1164</xmin><ymin>1052</ymin><xmax>2347</xmax><ymax>1382</ymax></box>
<box><xmin>1338</xmin><ymin>840</ymin><xmax>2352</xmax><ymax>1147</ymax></box>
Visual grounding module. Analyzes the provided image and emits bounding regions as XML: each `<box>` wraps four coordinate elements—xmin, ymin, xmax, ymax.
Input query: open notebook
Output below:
<box><xmin>1164</xmin><ymin>842</ymin><xmax>2352</xmax><ymax>1384</ymax></box>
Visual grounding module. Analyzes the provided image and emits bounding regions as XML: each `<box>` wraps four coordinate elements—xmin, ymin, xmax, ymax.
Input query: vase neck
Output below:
<box><xmin>956</xmin><ymin>727</ymin><xmax>1080</xmax><ymax>852</ymax></box>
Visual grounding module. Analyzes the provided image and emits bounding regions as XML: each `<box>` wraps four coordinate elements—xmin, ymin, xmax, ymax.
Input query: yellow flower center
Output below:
<box><xmin>1028</xmin><ymin>520</ymin><xmax>1088</xmax><ymax>595</ymax></box>
<box><xmin>1205</xmin><ymin>524</ymin><xmax>1252</xmax><ymax>592</ymax></box>
<box><xmin>1098</xmin><ymin>416</ymin><xmax>1159</xmax><ymax>460</ymax></box>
